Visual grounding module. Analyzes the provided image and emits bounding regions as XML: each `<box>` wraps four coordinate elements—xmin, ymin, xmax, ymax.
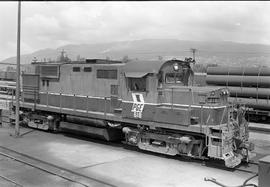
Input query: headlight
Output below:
<box><xmin>221</xmin><ymin>89</ymin><xmax>229</xmax><ymax>95</ymax></box>
<box><xmin>173</xmin><ymin>63</ymin><xmax>179</xmax><ymax>71</ymax></box>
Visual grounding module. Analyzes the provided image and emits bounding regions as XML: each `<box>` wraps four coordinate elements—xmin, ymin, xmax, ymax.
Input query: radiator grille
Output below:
<box><xmin>40</xmin><ymin>65</ymin><xmax>59</xmax><ymax>78</ymax></box>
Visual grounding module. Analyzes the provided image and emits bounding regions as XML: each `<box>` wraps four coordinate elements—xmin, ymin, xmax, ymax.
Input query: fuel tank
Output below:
<box><xmin>65</xmin><ymin>115</ymin><xmax>107</xmax><ymax>128</ymax></box>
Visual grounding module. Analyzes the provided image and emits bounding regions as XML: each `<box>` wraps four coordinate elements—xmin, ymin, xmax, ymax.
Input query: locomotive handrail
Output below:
<box><xmin>171</xmin><ymin>87</ymin><xmax>174</xmax><ymax>109</ymax></box>
<box><xmin>73</xmin><ymin>94</ymin><xmax>76</xmax><ymax>111</ymax></box>
<box><xmin>39</xmin><ymin>91</ymin><xmax>107</xmax><ymax>99</ymax></box>
<box><xmin>59</xmin><ymin>93</ymin><xmax>62</xmax><ymax>113</ymax></box>
<box><xmin>158</xmin><ymin>87</ymin><xmax>194</xmax><ymax>110</ymax></box>
<box><xmin>46</xmin><ymin>91</ymin><xmax>48</xmax><ymax>107</ymax></box>
<box><xmin>219</xmin><ymin>105</ymin><xmax>227</xmax><ymax>126</ymax></box>
<box><xmin>40</xmin><ymin>92</ymin><xmax>113</xmax><ymax>117</ymax></box>
<box><xmin>158</xmin><ymin>87</ymin><xmax>192</xmax><ymax>92</ymax></box>
<box><xmin>86</xmin><ymin>96</ymin><xmax>89</xmax><ymax>113</ymax></box>
<box><xmin>104</xmin><ymin>96</ymin><xmax>112</xmax><ymax>120</ymax></box>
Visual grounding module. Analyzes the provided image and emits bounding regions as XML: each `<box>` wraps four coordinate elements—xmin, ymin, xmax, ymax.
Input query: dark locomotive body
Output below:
<box><xmin>18</xmin><ymin>58</ymin><xmax>253</xmax><ymax>168</ymax></box>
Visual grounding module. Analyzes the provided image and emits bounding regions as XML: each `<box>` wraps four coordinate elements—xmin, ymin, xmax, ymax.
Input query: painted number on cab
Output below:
<box><xmin>131</xmin><ymin>93</ymin><xmax>145</xmax><ymax>118</ymax></box>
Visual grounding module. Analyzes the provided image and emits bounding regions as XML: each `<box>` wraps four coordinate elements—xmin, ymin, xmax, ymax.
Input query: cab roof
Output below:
<box><xmin>123</xmin><ymin>59</ymin><xmax>190</xmax><ymax>78</ymax></box>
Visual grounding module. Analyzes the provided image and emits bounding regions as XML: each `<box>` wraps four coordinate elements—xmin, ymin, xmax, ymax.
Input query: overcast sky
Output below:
<box><xmin>0</xmin><ymin>1</ymin><xmax>269</xmax><ymax>61</ymax></box>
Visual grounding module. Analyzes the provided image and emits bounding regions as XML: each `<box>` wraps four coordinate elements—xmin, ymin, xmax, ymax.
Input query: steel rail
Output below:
<box><xmin>234</xmin><ymin>162</ymin><xmax>258</xmax><ymax>175</ymax></box>
<box><xmin>0</xmin><ymin>150</ymin><xmax>89</xmax><ymax>187</ymax></box>
<box><xmin>0</xmin><ymin>174</ymin><xmax>23</xmax><ymax>187</ymax></box>
<box><xmin>0</xmin><ymin>146</ymin><xmax>116</xmax><ymax>187</ymax></box>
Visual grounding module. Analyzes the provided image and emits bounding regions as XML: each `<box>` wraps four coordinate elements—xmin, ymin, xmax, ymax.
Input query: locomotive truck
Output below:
<box><xmin>16</xmin><ymin>57</ymin><xmax>254</xmax><ymax>168</ymax></box>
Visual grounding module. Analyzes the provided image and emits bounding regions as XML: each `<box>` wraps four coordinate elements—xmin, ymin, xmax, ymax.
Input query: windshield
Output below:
<box><xmin>165</xmin><ymin>73</ymin><xmax>184</xmax><ymax>84</ymax></box>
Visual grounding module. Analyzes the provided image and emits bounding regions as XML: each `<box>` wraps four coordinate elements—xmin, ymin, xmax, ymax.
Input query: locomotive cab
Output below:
<box><xmin>122</xmin><ymin>58</ymin><xmax>253</xmax><ymax>168</ymax></box>
<box><xmin>122</xmin><ymin>58</ymin><xmax>231</xmax><ymax>123</ymax></box>
<box><xmin>159</xmin><ymin>58</ymin><xmax>194</xmax><ymax>87</ymax></box>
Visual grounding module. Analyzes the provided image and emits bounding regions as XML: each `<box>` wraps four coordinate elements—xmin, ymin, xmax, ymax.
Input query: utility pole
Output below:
<box><xmin>190</xmin><ymin>48</ymin><xmax>197</xmax><ymax>62</ymax></box>
<box><xmin>15</xmin><ymin>1</ymin><xmax>21</xmax><ymax>137</ymax></box>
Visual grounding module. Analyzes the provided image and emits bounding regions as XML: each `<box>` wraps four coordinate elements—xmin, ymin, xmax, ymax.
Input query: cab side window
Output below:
<box><xmin>128</xmin><ymin>78</ymin><xmax>146</xmax><ymax>92</ymax></box>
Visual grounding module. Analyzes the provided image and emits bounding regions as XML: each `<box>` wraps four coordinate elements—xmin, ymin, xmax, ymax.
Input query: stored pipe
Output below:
<box><xmin>207</xmin><ymin>66</ymin><xmax>270</xmax><ymax>76</ymax></box>
<box><xmin>206</xmin><ymin>75</ymin><xmax>270</xmax><ymax>87</ymax></box>
<box><xmin>229</xmin><ymin>97</ymin><xmax>270</xmax><ymax>110</ymax></box>
<box><xmin>227</xmin><ymin>87</ymin><xmax>270</xmax><ymax>99</ymax></box>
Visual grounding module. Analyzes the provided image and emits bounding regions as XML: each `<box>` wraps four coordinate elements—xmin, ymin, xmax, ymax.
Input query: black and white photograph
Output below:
<box><xmin>0</xmin><ymin>1</ymin><xmax>269</xmax><ymax>187</ymax></box>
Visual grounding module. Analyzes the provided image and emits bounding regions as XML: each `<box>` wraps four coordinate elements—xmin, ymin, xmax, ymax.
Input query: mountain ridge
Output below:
<box><xmin>1</xmin><ymin>39</ymin><xmax>270</xmax><ymax>67</ymax></box>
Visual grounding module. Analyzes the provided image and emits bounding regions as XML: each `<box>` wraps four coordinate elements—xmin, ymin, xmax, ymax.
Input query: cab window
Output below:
<box><xmin>73</xmin><ymin>67</ymin><xmax>81</xmax><ymax>72</ymax></box>
<box><xmin>97</xmin><ymin>69</ymin><xmax>117</xmax><ymax>79</ymax></box>
<box><xmin>128</xmin><ymin>78</ymin><xmax>146</xmax><ymax>92</ymax></box>
<box><xmin>165</xmin><ymin>73</ymin><xmax>184</xmax><ymax>84</ymax></box>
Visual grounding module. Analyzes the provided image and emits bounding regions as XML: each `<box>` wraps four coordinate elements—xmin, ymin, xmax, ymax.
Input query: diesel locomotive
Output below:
<box><xmin>16</xmin><ymin>57</ymin><xmax>254</xmax><ymax>168</ymax></box>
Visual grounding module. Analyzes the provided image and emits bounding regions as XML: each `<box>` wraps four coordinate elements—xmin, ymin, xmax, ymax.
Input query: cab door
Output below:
<box><xmin>22</xmin><ymin>74</ymin><xmax>40</xmax><ymax>103</ymax></box>
<box><xmin>122</xmin><ymin>73</ymin><xmax>157</xmax><ymax>121</ymax></box>
<box><xmin>110</xmin><ymin>84</ymin><xmax>121</xmax><ymax>111</ymax></box>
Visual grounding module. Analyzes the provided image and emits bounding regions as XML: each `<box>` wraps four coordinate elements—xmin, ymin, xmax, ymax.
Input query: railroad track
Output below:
<box><xmin>0</xmin><ymin>141</ymin><xmax>259</xmax><ymax>187</ymax></box>
<box><xmin>234</xmin><ymin>162</ymin><xmax>258</xmax><ymax>175</ymax></box>
<box><xmin>0</xmin><ymin>174</ymin><xmax>23</xmax><ymax>187</ymax></box>
<box><xmin>0</xmin><ymin>146</ymin><xmax>116</xmax><ymax>187</ymax></box>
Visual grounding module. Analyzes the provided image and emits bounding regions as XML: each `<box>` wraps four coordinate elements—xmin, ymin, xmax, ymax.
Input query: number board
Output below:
<box><xmin>131</xmin><ymin>93</ymin><xmax>145</xmax><ymax>118</ymax></box>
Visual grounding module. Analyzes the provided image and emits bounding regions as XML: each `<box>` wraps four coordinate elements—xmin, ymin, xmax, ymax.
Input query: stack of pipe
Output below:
<box><xmin>206</xmin><ymin>66</ymin><xmax>270</xmax><ymax>110</ymax></box>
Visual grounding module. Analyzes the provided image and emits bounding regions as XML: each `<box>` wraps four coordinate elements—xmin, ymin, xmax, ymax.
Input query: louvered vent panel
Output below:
<box><xmin>40</xmin><ymin>65</ymin><xmax>59</xmax><ymax>78</ymax></box>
